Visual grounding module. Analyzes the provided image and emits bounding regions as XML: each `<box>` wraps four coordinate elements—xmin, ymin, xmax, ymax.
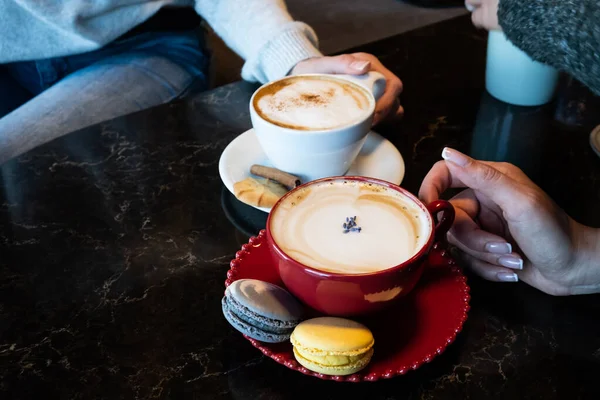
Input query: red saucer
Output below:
<box><xmin>225</xmin><ymin>230</ymin><xmax>470</xmax><ymax>382</ymax></box>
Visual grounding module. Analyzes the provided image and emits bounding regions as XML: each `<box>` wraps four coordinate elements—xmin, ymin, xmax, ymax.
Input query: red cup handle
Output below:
<box><xmin>426</xmin><ymin>200</ymin><xmax>455</xmax><ymax>242</ymax></box>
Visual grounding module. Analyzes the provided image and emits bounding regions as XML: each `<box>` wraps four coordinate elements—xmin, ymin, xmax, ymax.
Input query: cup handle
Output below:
<box><xmin>426</xmin><ymin>200</ymin><xmax>455</xmax><ymax>242</ymax></box>
<box><xmin>336</xmin><ymin>71</ymin><xmax>387</xmax><ymax>101</ymax></box>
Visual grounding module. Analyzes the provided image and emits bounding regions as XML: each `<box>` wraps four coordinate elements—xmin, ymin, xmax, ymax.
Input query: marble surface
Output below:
<box><xmin>2</xmin><ymin>16</ymin><xmax>600</xmax><ymax>399</ymax></box>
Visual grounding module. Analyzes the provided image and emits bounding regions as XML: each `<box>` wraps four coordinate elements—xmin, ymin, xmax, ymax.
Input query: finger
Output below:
<box><xmin>448</xmin><ymin>195</ymin><xmax>513</xmax><ymax>255</ymax></box>
<box><xmin>419</xmin><ymin>159</ymin><xmax>515</xmax><ymax>204</ymax></box>
<box><xmin>448</xmin><ymin>228</ymin><xmax>523</xmax><ymax>271</ymax></box>
<box><xmin>451</xmin><ymin>190</ymin><xmax>515</xmax><ymax>251</ymax></box>
<box><xmin>395</xmin><ymin>104</ymin><xmax>404</xmax><ymax>118</ymax></box>
<box><xmin>419</xmin><ymin>157</ymin><xmax>529</xmax><ymax>204</ymax></box>
<box><xmin>373</xmin><ymin>78</ymin><xmax>403</xmax><ymax>124</ymax></box>
<box><xmin>295</xmin><ymin>54</ymin><xmax>372</xmax><ymax>75</ymax></box>
<box><xmin>453</xmin><ymin>189</ymin><xmax>510</xmax><ymax>238</ymax></box>
<box><xmin>374</xmin><ymin>101</ymin><xmax>403</xmax><ymax>125</ymax></box>
<box><xmin>476</xmin><ymin>202</ymin><xmax>512</xmax><ymax>239</ymax></box>
<box><xmin>471</xmin><ymin>9</ymin><xmax>485</xmax><ymax>28</ymax></box>
<box><xmin>419</xmin><ymin>160</ymin><xmax>461</xmax><ymax>203</ymax></box>
<box><xmin>479</xmin><ymin>161</ymin><xmax>532</xmax><ymax>186</ymax></box>
<box><xmin>455</xmin><ymin>250</ymin><xmax>520</xmax><ymax>283</ymax></box>
<box><xmin>355</xmin><ymin>53</ymin><xmax>402</xmax><ymax>94</ymax></box>
<box><xmin>441</xmin><ymin>148</ymin><xmax>531</xmax><ymax>217</ymax></box>
<box><xmin>373</xmin><ymin>96</ymin><xmax>397</xmax><ymax>125</ymax></box>
<box><xmin>391</xmin><ymin>97</ymin><xmax>403</xmax><ymax>117</ymax></box>
<box><xmin>465</xmin><ymin>0</ymin><xmax>480</xmax><ymax>12</ymax></box>
<box><xmin>448</xmin><ymin>189</ymin><xmax>480</xmax><ymax>219</ymax></box>
<box><xmin>471</xmin><ymin>4</ymin><xmax>501</xmax><ymax>31</ymax></box>
<box><xmin>352</xmin><ymin>54</ymin><xmax>403</xmax><ymax>124</ymax></box>
<box><xmin>418</xmin><ymin>161</ymin><xmax>447</xmax><ymax>203</ymax></box>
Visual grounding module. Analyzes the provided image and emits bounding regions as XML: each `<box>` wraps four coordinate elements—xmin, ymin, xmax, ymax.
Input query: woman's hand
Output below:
<box><xmin>291</xmin><ymin>53</ymin><xmax>403</xmax><ymax>125</ymax></box>
<box><xmin>419</xmin><ymin>148</ymin><xmax>600</xmax><ymax>295</ymax></box>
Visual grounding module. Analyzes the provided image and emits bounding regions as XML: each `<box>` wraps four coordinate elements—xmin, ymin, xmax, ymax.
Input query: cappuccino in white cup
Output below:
<box><xmin>253</xmin><ymin>75</ymin><xmax>373</xmax><ymax>131</ymax></box>
<box><xmin>250</xmin><ymin>72</ymin><xmax>386</xmax><ymax>183</ymax></box>
<box><xmin>269</xmin><ymin>179</ymin><xmax>431</xmax><ymax>274</ymax></box>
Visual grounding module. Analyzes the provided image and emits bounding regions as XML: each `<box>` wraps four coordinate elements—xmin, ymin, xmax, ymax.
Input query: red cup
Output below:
<box><xmin>266</xmin><ymin>176</ymin><xmax>455</xmax><ymax>316</ymax></box>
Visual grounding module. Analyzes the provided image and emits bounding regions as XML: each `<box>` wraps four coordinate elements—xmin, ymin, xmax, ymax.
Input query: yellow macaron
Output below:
<box><xmin>290</xmin><ymin>317</ymin><xmax>374</xmax><ymax>376</ymax></box>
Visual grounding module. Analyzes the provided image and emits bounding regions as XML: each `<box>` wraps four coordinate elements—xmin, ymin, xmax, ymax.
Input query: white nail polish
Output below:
<box><xmin>498</xmin><ymin>256</ymin><xmax>523</xmax><ymax>270</ymax></box>
<box><xmin>441</xmin><ymin>147</ymin><xmax>451</xmax><ymax>160</ymax></box>
<box><xmin>350</xmin><ymin>61</ymin><xmax>369</xmax><ymax>70</ymax></box>
<box><xmin>441</xmin><ymin>147</ymin><xmax>470</xmax><ymax>167</ymax></box>
<box><xmin>497</xmin><ymin>272</ymin><xmax>519</xmax><ymax>282</ymax></box>
<box><xmin>485</xmin><ymin>242</ymin><xmax>512</xmax><ymax>254</ymax></box>
<box><xmin>465</xmin><ymin>3</ymin><xmax>476</xmax><ymax>12</ymax></box>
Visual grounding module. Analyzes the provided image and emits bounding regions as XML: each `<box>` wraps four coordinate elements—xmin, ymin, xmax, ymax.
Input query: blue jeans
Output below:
<box><xmin>0</xmin><ymin>30</ymin><xmax>210</xmax><ymax>164</ymax></box>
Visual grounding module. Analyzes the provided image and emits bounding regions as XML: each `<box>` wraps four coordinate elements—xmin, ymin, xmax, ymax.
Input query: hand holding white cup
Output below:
<box><xmin>291</xmin><ymin>53</ymin><xmax>404</xmax><ymax>124</ymax></box>
<box><xmin>465</xmin><ymin>0</ymin><xmax>559</xmax><ymax>106</ymax></box>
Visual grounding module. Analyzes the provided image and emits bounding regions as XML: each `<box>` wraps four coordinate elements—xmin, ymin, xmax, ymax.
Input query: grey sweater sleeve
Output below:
<box><xmin>499</xmin><ymin>0</ymin><xmax>600</xmax><ymax>95</ymax></box>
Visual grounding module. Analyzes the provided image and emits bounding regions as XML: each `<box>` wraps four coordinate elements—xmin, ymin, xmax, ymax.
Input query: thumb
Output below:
<box><xmin>297</xmin><ymin>55</ymin><xmax>371</xmax><ymax>75</ymax></box>
<box><xmin>441</xmin><ymin>148</ymin><xmax>523</xmax><ymax>211</ymax></box>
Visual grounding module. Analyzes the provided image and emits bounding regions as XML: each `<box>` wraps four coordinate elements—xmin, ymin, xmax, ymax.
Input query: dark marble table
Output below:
<box><xmin>2</xmin><ymin>16</ymin><xmax>600</xmax><ymax>400</ymax></box>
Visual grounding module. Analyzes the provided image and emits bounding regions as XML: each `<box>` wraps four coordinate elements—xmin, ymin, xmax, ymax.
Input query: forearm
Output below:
<box><xmin>194</xmin><ymin>0</ymin><xmax>321</xmax><ymax>83</ymax></box>
<box><xmin>569</xmin><ymin>222</ymin><xmax>600</xmax><ymax>295</ymax></box>
<box><xmin>499</xmin><ymin>0</ymin><xmax>600</xmax><ymax>95</ymax></box>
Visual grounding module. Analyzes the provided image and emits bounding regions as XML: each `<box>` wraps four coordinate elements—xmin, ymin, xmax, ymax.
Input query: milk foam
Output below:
<box><xmin>270</xmin><ymin>181</ymin><xmax>431</xmax><ymax>274</ymax></box>
<box><xmin>255</xmin><ymin>77</ymin><xmax>371</xmax><ymax>131</ymax></box>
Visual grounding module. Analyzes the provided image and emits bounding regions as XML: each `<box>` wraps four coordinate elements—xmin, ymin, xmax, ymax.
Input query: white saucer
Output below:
<box><xmin>219</xmin><ymin>129</ymin><xmax>405</xmax><ymax>213</ymax></box>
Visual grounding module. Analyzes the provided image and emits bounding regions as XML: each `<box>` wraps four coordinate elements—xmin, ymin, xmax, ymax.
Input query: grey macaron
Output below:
<box><xmin>222</xmin><ymin>279</ymin><xmax>304</xmax><ymax>343</ymax></box>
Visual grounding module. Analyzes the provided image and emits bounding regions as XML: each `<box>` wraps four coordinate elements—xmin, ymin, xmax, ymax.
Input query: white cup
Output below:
<box><xmin>249</xmin><ymin>72</ymin><xmax>386</xmax><ymax>183</ymax></box>
<box><xmin>486</xmin><ymin>31</ymin><xmax>559</xmax><ymax>106</ymax></box>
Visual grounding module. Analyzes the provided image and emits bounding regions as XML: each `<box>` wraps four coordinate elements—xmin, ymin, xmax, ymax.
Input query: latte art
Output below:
<box><xmin>253</xmin><ymin>76</ymin><xmax>372</xmax><ymax>131</ymax></box>
<box><xmin>269</xmin><ymin>181</ymin><xmax>431</xmax><ymax>274</ymax></box>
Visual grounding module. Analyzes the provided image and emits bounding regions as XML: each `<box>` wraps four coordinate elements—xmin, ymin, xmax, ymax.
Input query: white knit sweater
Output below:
<box><xmin>0</xmin><ymin>0</ymin><xmax>322</xmax><ymax>83</ymax></box>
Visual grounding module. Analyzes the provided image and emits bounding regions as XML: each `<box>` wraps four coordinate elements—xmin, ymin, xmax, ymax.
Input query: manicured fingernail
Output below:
<box><xmin>499</xmin><ymin>256</ymin><xmax>523</xmax><ymax>270</ymax></box>
<box><xmin>497</xmin><ymin>272</ymin><xmax>519</xmax><ymax>282</ymax></box>
<box><xmin>441</xmin><ymin>147</ymin><xmax>470</xmax><ymax>167</ymax></box>
<box><xmin>350</xmin><ymin>61</ymin><xmax>370</xmax><ymax>71</ymax></box>
<box><xmin>465</xmin><ymin>3</ymin><xmax>476</xmax><ymax>12</ymax></box>
<box><xmin>485</xmin><ymin>242</ymin><xmax>512</xmax><ymax>254</ymax></box>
